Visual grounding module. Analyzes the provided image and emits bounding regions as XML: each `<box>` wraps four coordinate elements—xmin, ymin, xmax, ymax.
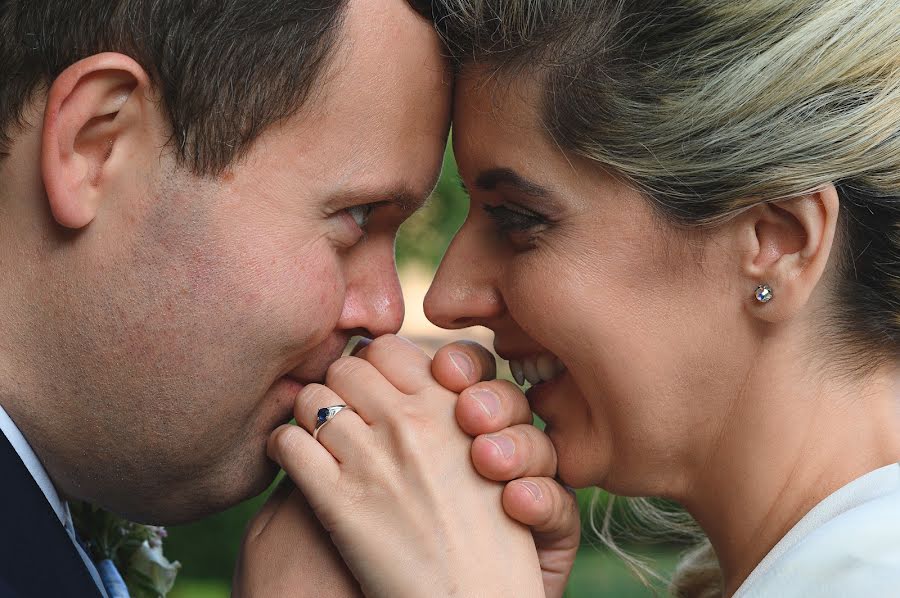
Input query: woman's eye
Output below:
<box><xmin>482</xmin><ymin>204</ymin><xmax>548</xmax><ymax>242</ymax></box>
<box><xmin>347</xmin><ymin>204</ymin><xmax>375</xmax><ymax>229</ymax></box>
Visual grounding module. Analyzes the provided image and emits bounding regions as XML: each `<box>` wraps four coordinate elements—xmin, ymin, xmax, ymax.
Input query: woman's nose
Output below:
<box><xmin>424</xmin><ymin>225</ymin><xmax>504</xmax><ymax>330</ymax></box>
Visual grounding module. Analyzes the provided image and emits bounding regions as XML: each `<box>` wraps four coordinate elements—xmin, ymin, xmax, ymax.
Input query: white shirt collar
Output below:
<box><xmin>0</xmin><ymin>403</ymin><xmax>69</xmax><ymax>527</ymax></box>
<box><xmin>0</xmin><ymin>403</ymin><xmax>108</xmax><ymax>597</ymax></box>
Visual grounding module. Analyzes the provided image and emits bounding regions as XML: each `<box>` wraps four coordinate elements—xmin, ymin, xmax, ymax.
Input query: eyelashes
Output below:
<box><xmin>482</xmin><ymin>203</ymin><xmax>548</xmax><ymax>233</ymax></box>
<box><xmin>481</xmin><ymin>203</ymin><xmax>551</xmax><ymax>250</ymax></box>
<box><xmin>347</xmin><ymin>204</ymin><xmax>375</xmax><ymax>229</ymax></box>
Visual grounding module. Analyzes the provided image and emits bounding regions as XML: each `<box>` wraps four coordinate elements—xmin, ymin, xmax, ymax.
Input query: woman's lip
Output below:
<box><xmin>524</xmin><ymin>369</ymin><xmax>566</xmax><ymax>417</ymax></box>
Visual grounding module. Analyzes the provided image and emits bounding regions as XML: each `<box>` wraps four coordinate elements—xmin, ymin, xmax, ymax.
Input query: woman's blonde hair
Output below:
<box><xmin>430</xmin><ymin>0</ymin><xmax>900</xmax><ymax>594</ymax></box>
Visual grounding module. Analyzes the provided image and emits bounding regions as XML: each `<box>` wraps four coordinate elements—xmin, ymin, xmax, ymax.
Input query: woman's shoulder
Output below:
<box><xmin>736</xmin><ymin>463</ymin><xmax>900</xmax><ymax>597</ymax></box>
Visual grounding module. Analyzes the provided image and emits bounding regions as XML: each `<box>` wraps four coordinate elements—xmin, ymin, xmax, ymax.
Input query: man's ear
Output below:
<box><xmin>736</xmin><ymin>185</ymin><xmax>840</xmax><ymax>323</ymax></box>
<box><xmin>41</xmin><ymin>53</ymin><xmax>152</xmax><ymax>229</ymax></box>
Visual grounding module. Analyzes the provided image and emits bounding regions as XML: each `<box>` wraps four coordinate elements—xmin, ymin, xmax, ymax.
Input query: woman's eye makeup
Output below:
<box><xmin>481</xmin><ymin>203</ymin><xmax>550</xmax><ymax>248</ymax></box>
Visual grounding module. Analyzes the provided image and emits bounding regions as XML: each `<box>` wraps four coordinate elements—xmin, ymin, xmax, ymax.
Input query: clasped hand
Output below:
<box><xmin>236</xmin><ymin>336</ymin><xmax>580</xmax><ymax>597</ymax></box>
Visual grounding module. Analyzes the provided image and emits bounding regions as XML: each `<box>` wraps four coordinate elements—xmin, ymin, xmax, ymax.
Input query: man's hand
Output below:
<box><xmin>233</xmin><ymin>477</ymin><xmax>362</xmax><ymax>598</ymax></box>
<box><xmin>356</xmin><ymin>338</ymin><xmax>581</xmax><ymax>598</ymax></box>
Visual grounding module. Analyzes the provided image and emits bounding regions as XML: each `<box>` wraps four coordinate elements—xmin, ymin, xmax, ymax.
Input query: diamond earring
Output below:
<box><xmin>754</xmin><ymin>284</ymin><xmax>773</xmax><ymax>303</ymax></box>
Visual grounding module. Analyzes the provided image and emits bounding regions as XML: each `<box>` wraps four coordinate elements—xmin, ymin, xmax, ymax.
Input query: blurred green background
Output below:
<box><xmin>164</xmin><ymin>144</ymin><xmax>689</xmax><ymax>597</ymax></box>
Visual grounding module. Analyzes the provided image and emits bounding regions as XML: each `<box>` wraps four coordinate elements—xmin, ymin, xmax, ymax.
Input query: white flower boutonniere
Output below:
<box><xmin>70</xmin><ymin>502</ymin><xmax>182</xmax><ymax>598</ymax></box>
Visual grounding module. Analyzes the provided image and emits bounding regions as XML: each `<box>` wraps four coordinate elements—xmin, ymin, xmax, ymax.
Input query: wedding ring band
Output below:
<box><xmin>312</xmin><ymin>404</ymin><xmax>355</xmax><ymax>441</ymax></box>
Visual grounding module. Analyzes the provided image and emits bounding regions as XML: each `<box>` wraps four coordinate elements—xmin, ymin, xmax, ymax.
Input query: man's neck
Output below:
<box><xmin>0</xmin><ymin>401</ymin><xmax>69</xmax><ymax>525</ymax></box>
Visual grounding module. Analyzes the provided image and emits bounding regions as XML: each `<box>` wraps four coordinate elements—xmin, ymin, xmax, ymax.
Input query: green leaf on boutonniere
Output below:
<box><xmin>70</xmin><ymin>501</ymin><xmax>181</xmax><ymax>597</ymax></box>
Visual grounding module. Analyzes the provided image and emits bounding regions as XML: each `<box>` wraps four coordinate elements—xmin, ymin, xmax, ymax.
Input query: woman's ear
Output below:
<box><xmin>41</xmin><ymin>52</ymin><xmax>151</xmax><ymax>229</ymax></box>
<box><xmin>737</xmin><ymin>185</ymin><xmax>840</xmax><ymax>323</ymax></box>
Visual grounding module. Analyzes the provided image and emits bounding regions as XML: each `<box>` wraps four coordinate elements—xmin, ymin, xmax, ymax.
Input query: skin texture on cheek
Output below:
<box><xmin>30</xmin><ymin>166</ymin><xmax>348</xmax><ymax>522</ymax></box>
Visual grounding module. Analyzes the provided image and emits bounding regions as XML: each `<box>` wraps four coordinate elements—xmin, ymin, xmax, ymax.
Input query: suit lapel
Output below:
<box><xmin>0</xmin><ymin>431</ymin><xmax>102</xmax><ymax>597</ymax></box>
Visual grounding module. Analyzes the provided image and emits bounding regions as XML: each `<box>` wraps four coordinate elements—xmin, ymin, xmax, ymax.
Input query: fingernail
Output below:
<box><xmin>470</xmin><ymin>388</ymin><xmax>500</xmax><ymax>418</ymax></box>
<box><xmin>520</xmin><ymin>481</ymin><xmax>543</xmax><ymax>501</ymax></box>
<box><xmin>485</xmin><ymin>434</ymin><xmax>515</xmax><ymax>459</ymax></box>
<box><xmin>449</xmin><ymin>351</ymin><xmax>475</xmax><ymax>381</ymax></box>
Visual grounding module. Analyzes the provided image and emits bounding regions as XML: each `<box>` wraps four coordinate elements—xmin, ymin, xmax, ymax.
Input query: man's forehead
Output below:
<box><xmin>317</xmin><ymin>0</ymin><xmax>448</xmax><ymax>102</ymax></box>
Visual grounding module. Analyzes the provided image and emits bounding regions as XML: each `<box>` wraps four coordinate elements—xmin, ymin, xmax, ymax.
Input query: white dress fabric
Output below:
<box><xmin>734</xmin><ymin>462</ymin><xmax>900</xmax><ymax>597</ymax></box>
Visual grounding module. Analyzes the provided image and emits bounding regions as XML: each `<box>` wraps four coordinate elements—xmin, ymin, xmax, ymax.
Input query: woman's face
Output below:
<box><xmin>426</xmin><ymin>72</ymin><xmax>757</xmax><ymax>495</ymax></box>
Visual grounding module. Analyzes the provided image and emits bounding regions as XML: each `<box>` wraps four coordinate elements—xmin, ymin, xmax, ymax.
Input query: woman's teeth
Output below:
<box><xmin>509</xmin><ymin>354</ymin><xmax>566</xmax><ymax>387</ymax></box>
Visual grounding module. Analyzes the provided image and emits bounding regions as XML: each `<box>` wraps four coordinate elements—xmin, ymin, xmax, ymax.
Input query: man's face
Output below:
<box><xmin>34</xmin><ymin>0</ymin><xmax>450</xmax><ymax>523</ymax></box>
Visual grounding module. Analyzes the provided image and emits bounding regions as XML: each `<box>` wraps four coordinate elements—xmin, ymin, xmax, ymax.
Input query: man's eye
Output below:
<box><xmin>347</xmin><ymin>204</ymin><xmax>375</xmax><ymax>228</ymax></box>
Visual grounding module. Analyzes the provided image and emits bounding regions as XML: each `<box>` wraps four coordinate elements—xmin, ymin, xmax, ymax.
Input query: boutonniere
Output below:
<box><xmin>70</xmin><ymin>501</ymin><xmax>181</xmax><ymax>598</ymax></box>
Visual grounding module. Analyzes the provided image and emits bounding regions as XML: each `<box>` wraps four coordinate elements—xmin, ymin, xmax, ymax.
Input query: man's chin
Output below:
<box><xmin>121</xmin><ymin>457</ymin><xmax>281</xmax><ymax>526</ymax></box>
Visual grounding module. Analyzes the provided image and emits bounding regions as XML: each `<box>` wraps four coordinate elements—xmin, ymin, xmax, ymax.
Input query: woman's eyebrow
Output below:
<box><xmin>475</xmin><ymin>168</ymin><xmax>551</xmax><ymax>198</ymax></box>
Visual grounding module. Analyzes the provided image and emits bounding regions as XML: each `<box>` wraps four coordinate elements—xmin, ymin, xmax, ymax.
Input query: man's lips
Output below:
<box><xmin>270</xmin><ymin>335</ymin><xmax>358</xmax><ymax>424</ymax></box>
<box><xmin>271</xmin><ymin>375</ymin><xmax>306</xmax><ymax>424</ymax></box>
<box><xmin>280</xmin><ymin>374</ymin><xmax>308</xmax><ymax>393</ymax></box>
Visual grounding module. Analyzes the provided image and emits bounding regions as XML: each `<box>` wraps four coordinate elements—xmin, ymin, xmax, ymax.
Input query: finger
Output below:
<box><xmin>351</xmin><ymin>334</ymin><xmax>433</xmax><ymax>394</ymax></box>
<box><xmin>470</xmin><ymin>423</ymin><xmax>557</xmax><ymax>481</ymax></box>
<box><xmin>267</xmin><ymin>424</ymin><xmax>340</xmax><ymax>511</ymax></box>
<box><xmin>431</xmin><ymin>340</ymin><xmax>497</xmax><ymax>392</ymax></box>
<box><xmin>455</xmin><ymin>380</ymin><xmax>533</xmax><ymax>437</ymax></box>
<box><xmin>504</xmin><ymin>478</ymin><xmax>580</xmax><ymax>598</ymax></box>
<box><xmin>293</xmin><ymin>383</ymin><xmax>369</xmax><ymax>462</ymax></box>
<box><xmin>244</xmin><ymin>475</ymin><xmax>294</xmax><ymax>539</ymax></box>
<box><xmin>323</xmin><ymin>355</ymin><xmax>404</xmax><ymax>418</ymax></box>
<box><xmin>502</xmin><ymin>477</ymin><xmax>581</xmax><ymax>549</ymax></box>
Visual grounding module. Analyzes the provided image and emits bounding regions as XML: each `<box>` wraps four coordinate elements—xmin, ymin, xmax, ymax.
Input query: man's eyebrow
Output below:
<box><xmin>474</xmin><ymin>168</ymin><xmax>551</xmax><ymax>198</ymax></box>
<box><xmin>327</xmin><ymin>186</ymin><xmax>427</xmax><ymax>212</ymax></box>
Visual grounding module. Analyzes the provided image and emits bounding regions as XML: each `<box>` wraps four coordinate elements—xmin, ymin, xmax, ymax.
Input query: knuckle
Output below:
<box><xmin>295</xmin><ymin>383</ymin><xmax>328</xmax><ymax>410</ymax></box>
<box><xmin>391</xmin><ymin>412</ymin><xmax>435</xmax><ymax>457</ymax></box>
<box><xmin>326</xmin><ymin>355</ymin><xmax>365</xmax><ymax>382</ymax></box>
<box><xmin>294</xmin><ymin>384</ymin><xmax>338</xmax><ymax>427</ymax></box>
<box><xmin>368</xmin><ymin>333</ymin><xmax>416</xmax><ymax>356</ymax></box>
<box><xmin>390</xmin><ymin>400</ymin><xmax>429</xmax><ymax>428</ymax></box>
<box><xmin>538</xmin><ymin>482</ymin><xmax>562</xmax><ymax>526</ymax></box>
<box><xmin>273</xmin><ymin>426</ymin><xmax>303</xmax><ymax>457</ymax></box>
<box><xmin>366</xmin><ymin>333</ymin><xmax>397</xmax><ymax>356</ymax></box>
<box><xmin>549</xmin><ymin>483</ymin><xmax>579</xmax><ymax>530</ymax></box>
<box><xmin>530</xmin><ymin>428</ymin><xmax>558</xmax><ymax>471</ymax></box>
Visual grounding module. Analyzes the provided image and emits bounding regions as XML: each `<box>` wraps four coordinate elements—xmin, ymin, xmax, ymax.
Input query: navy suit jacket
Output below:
<box><xmin>0</xmin><ymin>432</ymin><xmax>102</xmax><ymax>597</ymax></box>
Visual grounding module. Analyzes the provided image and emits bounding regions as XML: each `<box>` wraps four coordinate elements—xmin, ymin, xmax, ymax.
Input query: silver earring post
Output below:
<box><xmin>754</xmin><ymin>284</ymin><xmax>773</xmax><ymax>303</ymax></box>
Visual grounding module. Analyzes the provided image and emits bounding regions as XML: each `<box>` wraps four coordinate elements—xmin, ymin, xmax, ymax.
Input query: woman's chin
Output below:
<box><xmin>525</xmin><ymin>372</ymin><xmax>608</xmax><ymax>488</ymax></box>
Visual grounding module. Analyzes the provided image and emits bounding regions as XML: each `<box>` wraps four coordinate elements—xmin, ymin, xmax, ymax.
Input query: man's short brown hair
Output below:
<box><xmin>0</xmin><ymin>0</ymin><xmax>432</xmax><ymax>175</ymax></box>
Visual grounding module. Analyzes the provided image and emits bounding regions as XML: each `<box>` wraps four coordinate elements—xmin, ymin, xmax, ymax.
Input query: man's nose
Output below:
<box><xmin>338</xmin><ymin>242</ymin><xmax>405</xmax><ymax>338</ymax></box>
<box><xmin>424</xmin><ymin>224</ymin><xmax>504</xmax><ymax>330</ymax></box>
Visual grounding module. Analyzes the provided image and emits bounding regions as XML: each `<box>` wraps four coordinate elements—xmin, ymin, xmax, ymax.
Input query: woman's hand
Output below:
<box><xmin>233</xmin><ymin>477</ymin><xmax>362</xmax><ymax>598</ymax></box>
<box><xmin>429</xmin><ymin>341</ymin><xmax>581</xmax><ymax>598</ymax></box>
<box><xmin>268</xmin><ymin>335</ymin><xmax>545</xmax><ymax>598</ymax></box>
